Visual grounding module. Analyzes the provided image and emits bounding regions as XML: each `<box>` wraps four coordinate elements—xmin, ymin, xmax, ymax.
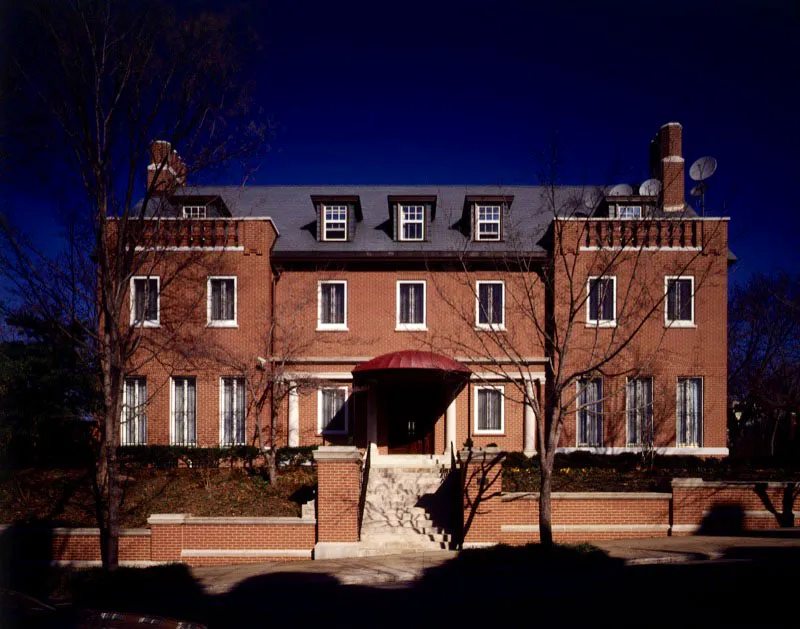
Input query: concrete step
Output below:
<box><xmin>361</xmin><ymin>518</ymin><xmax>434</xmax><ymax>529</ymax></box>
<box><xmin>361</xmin><ymin>529</ymin><xmax>452</xmax><ymax>543</ymax></box>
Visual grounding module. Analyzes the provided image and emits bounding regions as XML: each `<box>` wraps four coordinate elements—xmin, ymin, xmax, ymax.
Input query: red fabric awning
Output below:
<box><xmin>353</xmin><ymin>350</ymin><xmax>470</xmax><ymax>375</ymax></box>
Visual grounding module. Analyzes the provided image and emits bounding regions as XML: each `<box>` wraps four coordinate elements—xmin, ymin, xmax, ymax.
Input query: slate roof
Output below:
<box><xmin>163</xmin><ymin>185</ymin><xmax>609</xmax><ymax>257</ymax></box>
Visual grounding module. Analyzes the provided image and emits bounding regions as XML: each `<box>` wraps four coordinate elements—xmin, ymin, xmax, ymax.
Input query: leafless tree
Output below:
<box><xmin>0</xmin><ymin>0</ymin><xmax>266</xmax><ymax>569</ymax></box>
<box><xmin>431</xmin><ymin>157</ymin><xmax>727</xmax><ymax>548</ymax></box>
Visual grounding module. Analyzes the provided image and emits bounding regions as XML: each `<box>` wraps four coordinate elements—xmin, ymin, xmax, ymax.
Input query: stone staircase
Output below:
<box><xmin>359</xmin><ymin>459</ymin><xmax>456</xmax><ymax>556</ymax></box>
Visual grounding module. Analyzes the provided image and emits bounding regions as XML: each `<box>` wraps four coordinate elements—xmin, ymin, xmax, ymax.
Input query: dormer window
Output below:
<box><xmin>399</xmin><ymin>204</ymin><xmax>424</xmax><ymax>241</ymax></box>
<box><xmin>476</xmin><ymin>205</ymin><xmax>501</xmax><ymax>241</ymax></box>
<box><xmin>323</xmin><ymin>205</ymin><xmax>348</xmax><ymax>241</ymax></box>
<box><xmin>182</xmin><ymin>205</ymin><xmax>207</xmax><ymax>219</ymax></box>
<box><xmin>618</xmin><ymin>205</ymin><xmax>642</xmax><ymax>219</ymax></box>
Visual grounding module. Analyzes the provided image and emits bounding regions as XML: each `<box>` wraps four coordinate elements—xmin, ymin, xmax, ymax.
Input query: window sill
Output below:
<box><xmin>665</xmin><ymin>321</ymin><xmax>696</xmax><ymax>328</ymax></box>
<box><xmin>577</xmin><ymin>443</ymin><xmax>603</xmax><ymax>448</ymax></box>
<box><xmin>396</xmin><ymin>325</ymin><xmax>427</xmax><ymax>332</ymax></box>
<box><xmin>585</xmin><ymin>321</ymin><xmax>617</xmax><ymax>328</ymax></box>
<box><xmin>131</xmin><ymin>321</ymin><xmax>160</xmax><ymax>328</ymax></box>
<box><xmin>474</xmin><ymin>430</ymin><xmax>505</xmax><ymax>436</ymax></box>
<box><xmin>475</xmin><ymin>324</ymin><xmax>506</xmax><ymax>332</ymax></box>
<box><xmin>317</xmin><ymin>325</ymin><xmax>349</xmax><ymax>332</ymax></box>
<box><xmin>317</xmin><ymin>431</ymin><xmax>349</xmax><ymax>437</ymax></box>
<box><xmin>207</xmin><ymin>321</ymin><xmax>239</xmax><ymax>328</ymax></box>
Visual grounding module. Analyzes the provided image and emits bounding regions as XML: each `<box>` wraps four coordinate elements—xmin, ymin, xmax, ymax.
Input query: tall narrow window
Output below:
<box><xmin>318</xmin><ymin>387</ymin><xmax>349</xmax><ymax>434</ymax></box>
<box><xmin>475</xmin><ymin>386</ymin><xmax>504</xmax><ymax>434</ymax></box>
<box><xmin>396</xmin><ymin>281</ymin><xmax>426</xmax><ymax>330</ymax></box>
<box><xmin>587</xmin><ymin>276</ymin><xmax>616</xmax><ymax>326</ymax></box>
<box><xmin>121</xmin><ymin>377</ymin><xmax>147</xmax><ymax>446</ymax></box>
<box><xmin>476</xmin><ymin>281</ymin><xmax>505</xmax><ymax>329</ymax></box>
<box><xmin>677</xmin><ymin>378</ymin><xmax>703</xmax><ymax>447</ymax></box>
<box><xmin>130</xmin><ymin>277</ymin><xmax>160</xmax><ymax>327</ymax></box>
<box><xmin>627</xmin><ymin>377</ymin><xmax>654</xmax><ymax>446</ymax></box>
<box><xmin>172</xmin><ymin>377</ymin><xmax>197</xmax><ymax>446</ymax></box>
<box><xmin>475</xmin><ymin>204</ymin><xmax>501</xmax><ymax>241</ymax></box>
<box><xmin>318</xmin><ymin>281</ymin><xmax>347</xmax><ymax>330</ymax></box>
<box><xmin>399</xmin><ymin>205</ymin><xmax>424</xmax><ymax>241</ymax></box>
<box><xmin>665</xmin><ymin>277</ymin><xmax>694</xmax><ymax>326</ymax></box>
<box><xmin>208</xmin><ymin>277</ymin><xmax>237</xmax><ymax>326</ymax></box>
<box><xmin>323</xmin><ymin>205</ymin><xmax>348</xmax><ymax>241</ymax></box>
<box><xmin>577</xmin><ymin>378</ymin><xmax>603</xmax><ymax>446</ymax></box>
<box><xmin>221</xmin><ymin>377</ymin><xmax>246</xmax><ymax>446</ymax></box>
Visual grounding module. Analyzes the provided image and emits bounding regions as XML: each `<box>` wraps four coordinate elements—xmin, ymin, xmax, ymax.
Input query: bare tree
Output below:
<box><xmin>0</xmin><ymin>0</ymin><xmax>266</xmax><ymax>569</ymax></box>
<box><xmin>431</xmin><ymin>166</ymin><xmax>727</xmax><ymax>548</ymax></box>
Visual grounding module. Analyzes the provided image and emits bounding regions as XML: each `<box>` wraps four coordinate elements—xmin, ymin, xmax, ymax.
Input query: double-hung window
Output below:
<box><xmin>476</xmin><ymin>281</ymin><xmax>505</xmax><ymax>329</ymax></box>
<box><xmin>172</xmin><ymin>377</ymin><xmax>197</xmax><ymax>446</ymax></box>
<box><xmin>576</xmin><ymin>378</ymin><xmax>603</xmax><ymax>446</ymax></box>
<box><xmin>323</xmin><ymin>205</ymin><xmax>348</xmax><ymax>241</ymax></box>
<box><xmin>396</xmin><ymin>281</ymin><xmax>426</xmax><ymax>330</ymax></box>
<box><xmin>626</xmin><ymin>377</ymin><xmax>654</xmax><ymax>446</ymax></box>
<box><xmin>121</xmin><ymin>377</ymin><xmax>147</xmax><ymax>446</ymax></box>
<box><xmin>208</xmin><ymin>277</ymin><xmax>237</xmax><ymax>327</ymax></box>
<box><xmin>665</xmin><ymin>276</ymin><xmax>694</xmax><ymax>327</ymax></box>
<box><xmin>182</xmin><ymin>205</ymin><xmax>207</xmax><ymax>219</ymax></box>
<box><xmin>475</xmin><ymin>386</ymin><xmax>504</xmax><ymax>434</ymax></box>
<box><xmin>587</xmin><ymin>276</ymin><xmax>616</xmax><ymax>327</ymax></box>
<box><xmin>399</xmin><ymin>205</ymin><xmax>424</xmax><ymax>241</ymax></box>
<box><xmin>130</xmin><ymin>277</ymin><xmax>160</xmax><ymax>327</ymax></box>
<box><xmin>476</xmin><ymin>204</ymin><xmax>501</xmax><ymax>241</ymax></box>
<box><xmin>318</xmin><ymin>281</ymin><xmax>347</xmax><ymax>330</ymax></box>
<box><xmin>618</xmin><ymin>205</ymin><xmax>642</xmax><ymax>219</ymax></box>
<box><xmin>677</xmin><ymin>378</ymin><xmax>703</xmax><ymax>447</ymax></box>
<box><xmin>220</xmin><ymin>377</ymin><xmax>246</xmax><ymax>446</ymax></box>
<box><xmin>318</xmin><ymin>386</ymin><xmax>349</xmax><ymax>435</ymax></box>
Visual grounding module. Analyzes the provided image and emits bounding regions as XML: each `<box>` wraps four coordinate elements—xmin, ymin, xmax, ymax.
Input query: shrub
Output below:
<box><xmin>276</xmin><ymin>446</ymin><xmax>317</xmax><ymax>466</ymax></box>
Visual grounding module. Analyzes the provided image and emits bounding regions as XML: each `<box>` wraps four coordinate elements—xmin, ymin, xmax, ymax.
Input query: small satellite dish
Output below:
<box><xmin>608</xmin><ymin>183</ymin><xmax>633</xmax><ymax>197</ymax></box>
<box><xmin>689</xmin><ymin>156</ymin><xmax>717</xmax><ymax>182</ymax></box>
<box><xmin>639</xmin><ymin>178</ymin><xmax>662</xmax><ymax>196</ymax></box>
<box><xmin>690</xmin><ymin>183</ymin><xmax>706</xmax><ymax>197</ymax></box>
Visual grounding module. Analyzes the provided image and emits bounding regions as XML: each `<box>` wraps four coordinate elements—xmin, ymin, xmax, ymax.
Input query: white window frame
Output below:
<box><xmin>398</xmin><ymin>204</ymin><xmax>425</xmax><ymax>241</ymax></box>
<box><xmin>121</xmin><ymin>377</ymin><xmax>147</xmax><ymax>446</ymax></box>
<box><xmin>317</xmin><ymin>386</ymin><xmax>350</xmax><ymax>435</ymax></box>
<box><xmin>182</xmin><ymin>205</ymin><xmax>207</xmax><ymax>219</ymax></box>
<box><xmin>396</xmin><ymin>280</ymin><xmax>427</xmax><ymax>331</ymax></box>
<box><xmin>664</xmin><ymin>276</ymin><xmax>695</xmax><ymax>328</ymax></box>
<box><xmin>130</xmin><ymin>276</ymin><xmax>160</xmax><ymax>328</ymax></box>
<box><xmin>219</xmin><ymin>377</ymin><xmax>246</xmax><ymax>446</ymax></box>
<box><xmin>586</xmin><ymin>276</ymin><xmax>617</xmax><ymax>328</ymax></box>
<box><xmin>317</xmin><ymin>280</ymin><xmax>348</xmax><ymax>331</ymax></box>
<box><xmin>676</xmin><ymin>377</ymin><xmax>703</xmax><ymax>448</ymax></box>
<box><xmin>475</xmin><ymin>204</ymin><xmax>502</xmax><ymax>241</ymax></box>
<box><xmin>626</xmin><ymin>376</ymin><xmax>654</xmax><ymax>447</ymax></box>
<box><xmin>617</xmin><ymin>205</ymin><xmax>642</xmax><ymax>219</ymax></box>
<box><xmin>207</xmin><ymin>276</ymin><xmax>238</xmax><ymax>328</ymax></box>
<box><xmin>170</xmin><ymin>376</ymin><xmax>197</xmax><ymax>446</ymax></box>
<box><xmin>575</xmin><ymin>378</ymin><xmax>603</xmax><ymax>447</ymax></box>
<box><xmin>474</xmin><ymin>385</ymin><xmax>505</xmax><ymax>435</ymax></box>
<box><xmin>322</xmin><ymin>204</ymin><xmax>348</xmax><ymax>241</ymax></box>
<box><xmin>475</xmin><ymin>280</ymin><xmax>506</xmax><ymax>330</ymax></box>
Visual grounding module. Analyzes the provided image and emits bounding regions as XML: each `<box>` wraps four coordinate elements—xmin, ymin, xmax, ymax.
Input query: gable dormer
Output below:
<box><xmin>172</xmin><ymin>195</ymin><xmax>231</xmax><ymax>218</ymax></box>
<box><xmin>388</xmin><ymin>195</ymin><xmax>437</xmax><ymax>242</ymax></box>
<box><xmin>312</xmin><ymin>196</ymin><xmax>362</xmax><ymax>242</ymax></box>
<box><xmin>465</xmin><ymin>195</ymin><xmax>514</xmax><ymax>242</ymax></box>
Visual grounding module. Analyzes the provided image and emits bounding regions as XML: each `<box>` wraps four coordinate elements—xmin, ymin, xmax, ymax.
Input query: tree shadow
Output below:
<box><xmin>698</xmin><ymin>503</ymin><xmax>745</xmax><ymax>535</ymax></box>
<box><xmin>754</xmin><ymin>481</ymin><xmax>797</xmax><ymax>528</ymax></box>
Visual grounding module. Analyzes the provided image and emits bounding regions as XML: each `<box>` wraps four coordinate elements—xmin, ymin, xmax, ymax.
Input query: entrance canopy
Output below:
<box><xmin>353</xmin><ymin>350</ymin><xmax>470</xmax><ymax>376</ymax></box>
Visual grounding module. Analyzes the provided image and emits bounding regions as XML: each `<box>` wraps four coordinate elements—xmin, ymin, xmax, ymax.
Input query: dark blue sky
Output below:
<box><xmin>5</xmin><ymin>0</ymin><xmax>799</xmax><ymax>285</ymax></box>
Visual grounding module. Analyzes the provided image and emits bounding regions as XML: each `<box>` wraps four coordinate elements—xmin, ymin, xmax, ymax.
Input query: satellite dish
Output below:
<box><xmin>608</xmin><ymin>183</ymin><xmax>633</xmax><ymax>197</ymax></box>
<box><xmin>689</xmin><ymin>156</ymin><xmax>717</xmax><ymax>181</ymax></box>
<box><xmin>690</xmin><ymin>183</ymin><xmax>706</xmax><ymax>197</ymax></box>
<box><xmin>639</xmin><ymin>178</ymin><xmax>662</xmax><ymax>196</ymax></box>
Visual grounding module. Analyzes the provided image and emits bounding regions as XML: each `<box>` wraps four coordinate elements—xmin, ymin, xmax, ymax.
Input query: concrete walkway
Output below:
<box><xmin>192</xmin><ymin>531</ymin><xmax>800</xmax><ymax>593</ymax></box>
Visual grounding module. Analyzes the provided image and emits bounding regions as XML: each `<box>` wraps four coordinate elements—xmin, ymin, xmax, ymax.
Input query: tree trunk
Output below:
<box><xmin>539</xmin><ymin>465</ymin><xmax>554</xmax><ymax>548</ymax></box>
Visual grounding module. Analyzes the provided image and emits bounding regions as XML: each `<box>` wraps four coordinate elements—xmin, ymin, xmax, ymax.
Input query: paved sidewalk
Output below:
<box><xmin>192</xmin><ymin>531</ymin><xmax>800</xmax><ymax>593</ymax></box>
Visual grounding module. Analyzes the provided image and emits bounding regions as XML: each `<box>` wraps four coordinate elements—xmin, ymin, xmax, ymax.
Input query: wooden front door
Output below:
<box><xmin>386</xmin><ymin>384</ymin><xmax>437</xmax><ymax>454</ymax></box>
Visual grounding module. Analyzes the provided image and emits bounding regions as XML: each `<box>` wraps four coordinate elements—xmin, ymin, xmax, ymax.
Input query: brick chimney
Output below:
<box><xmin>655</xmin><ymin>122</ymin><xmax>685</xmax><ymax>212</ymax></box>
<box><xmin>147</xmin><ymin>140</ymin><xmax>187</xmax><ymax>194</ymax></box>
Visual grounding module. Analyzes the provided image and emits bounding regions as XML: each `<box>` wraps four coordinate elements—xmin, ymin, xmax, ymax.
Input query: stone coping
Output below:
<box><xmin>0</xmin><ymin>525</ymin><xmax>151</xmax><ymax>536</ymax></box>
<box><xmin>313</xmin><ymin>446</ymin><xmax>363</xmax><ymax>462</ymax></box>
<box><xmin>458</xmin><ymin>447</ymin><xmax>505</xmax><ymax>463</ymax></box>
<box><xmin>501</xmin><ymin>491</ymin><xmax>672</xmax><ymax>501</ymax></box>
<box><xmin>148</xmin><ymin>514</ymin><xmax>315</xmax><ymax>525</ymax></box>
<box><xmin>671</xmin><ymin>478</ymin><xmax>797</xmax><ymax>489</ymax></box>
